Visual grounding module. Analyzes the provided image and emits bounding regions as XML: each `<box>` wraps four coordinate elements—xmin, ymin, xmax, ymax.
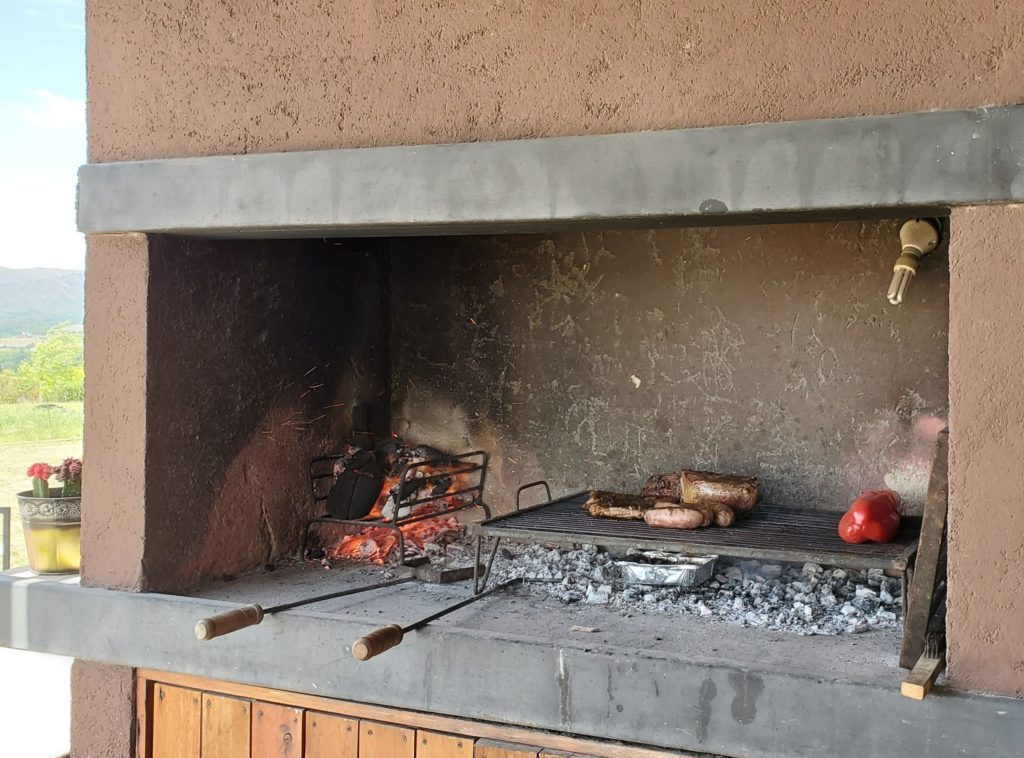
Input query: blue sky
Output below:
<box><xmin>0</xmin><ymin>0</ymin><xmax>85</xmax><ymax>270</ymax></box>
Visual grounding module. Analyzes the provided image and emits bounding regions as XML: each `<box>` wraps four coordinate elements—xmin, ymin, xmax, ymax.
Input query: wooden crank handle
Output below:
<box><xmin>195</xmin><ymin>604</ymin><xmax>265</xmax><ymax>640</ymax></box>
<box><xmin>352</xmin><ymin>624</ymin><xmax>404</xmax><ymax>661</ymax></box>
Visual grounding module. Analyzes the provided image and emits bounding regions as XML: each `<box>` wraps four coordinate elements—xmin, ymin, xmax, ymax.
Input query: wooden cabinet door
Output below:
<box><xmin>359</xmin><ymin>720</ymin><xmax>415</xmax><ymax>758</ymax></box>
<box><xmin>201</xmin><ymin>693</ymin><xmax>250</xmax><ymax>758</ymax></box>
<box><xmin>475</xmin><ymin>740</ymin><xmax>540</xmax><ymax>758</ymax></box>
<box><xmin>253</xmin><ymin>701</ymin><xmax>303</xmax><ymax>757</ymax></box>
<box><xmin>151</xmin><ymin>684</ymin><xmax>201</xmax><ymax>758</ymax></box>
<box><xmin>304</xmin><ymin>711</ymin><xmax>358</xmax><ymax>758</ymax></box>
<box><xmin>417</xmin><ymin>729</ymin><xmax>475</xmax><ymax>758</ymax></box>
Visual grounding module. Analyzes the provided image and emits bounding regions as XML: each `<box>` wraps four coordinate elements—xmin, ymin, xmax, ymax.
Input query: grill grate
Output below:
<box><xmin>479</xmin><ymin>492</ymin><xmax>919</xmax><ymax>573</ymax></box>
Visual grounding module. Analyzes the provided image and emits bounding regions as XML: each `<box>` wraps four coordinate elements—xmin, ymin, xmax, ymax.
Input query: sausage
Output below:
<box><xmin>681</xmin><ymin>470</ymin><xmax>760</xmax><ymax>514</ymax></box>
<box><xmin>711</xmin><ymin>503</ymin><xmax>736</xmax><ymax>527</ymax></box>
<box><xmin>644</xmin><ymin>506</ymin><xmax>705</xmax><ymax>529</ymax></box>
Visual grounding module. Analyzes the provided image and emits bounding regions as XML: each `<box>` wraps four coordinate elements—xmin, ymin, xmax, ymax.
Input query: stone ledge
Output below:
<box><xmin>78</xmin><ymin>106</ymin><xmax>1024</xmax><ymax>238</ymax></box>
<box><xmin>2</xmin><ymin>569</ymin><xmax>1022</xmax><ymax>758</ymax></box>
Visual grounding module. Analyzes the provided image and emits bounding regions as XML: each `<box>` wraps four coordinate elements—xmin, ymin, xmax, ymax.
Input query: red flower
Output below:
<box><xmin>54</xmin><ymin>458</ymin><xmax>83</xmax><ymax>484</ymax></box>
<box><xmin>27</xmin><ymin>463</ymin><xmax>53</xmax><ymax>480</ymax></box>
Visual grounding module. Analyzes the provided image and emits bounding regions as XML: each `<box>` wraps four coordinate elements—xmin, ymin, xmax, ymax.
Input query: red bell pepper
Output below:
<box><xmin>838</xmin><ymin>489</ymin><xmax>902</xmax><ymax>544</ymax></box>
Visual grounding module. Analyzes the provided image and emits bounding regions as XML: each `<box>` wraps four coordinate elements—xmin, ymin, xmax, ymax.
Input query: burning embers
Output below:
<box><xmin>310</xmin><ymin>436</ymin><xmax>486</xmax><ymax>564</ymax></box>
<box><xmin>326</xmin><ymin>509</ymin><xmax>463</xmax><ymax>563</ymax></box>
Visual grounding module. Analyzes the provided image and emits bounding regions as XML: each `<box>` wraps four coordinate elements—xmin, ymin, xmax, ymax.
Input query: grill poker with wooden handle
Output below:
<box><xmin>352</xmin><ymin>577</ymin><xmax>523</xmax><ymax>661</ymax></box>
<box><xmin>194</xmin><ymin>563</ymin><xmax>479</xmax><ymax>640</ymax></box>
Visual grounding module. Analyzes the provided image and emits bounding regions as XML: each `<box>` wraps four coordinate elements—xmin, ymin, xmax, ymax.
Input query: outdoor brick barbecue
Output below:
<box><xmin>3</xmin><ymin>3</ymin><xmax>1024</xmax><ymax>758</ymax></box>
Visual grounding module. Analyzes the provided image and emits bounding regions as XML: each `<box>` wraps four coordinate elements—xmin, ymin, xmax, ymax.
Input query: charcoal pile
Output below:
<box><xmin>483</xmin><ymin>542</ymin><xmax>901</xmax><ymax>636</ymax></box>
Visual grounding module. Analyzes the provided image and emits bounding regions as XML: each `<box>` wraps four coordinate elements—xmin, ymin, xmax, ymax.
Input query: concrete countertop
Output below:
<box><xmin>2</xmin><ymin>565</ymin><xmax>1022</xmax><ymax>758</ymax></box>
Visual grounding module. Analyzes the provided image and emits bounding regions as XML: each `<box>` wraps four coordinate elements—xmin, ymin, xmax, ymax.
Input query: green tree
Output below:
<box><xmin>0</xmin><ymin>347</ymin><xmax>31</xmax><ymax>372</ymax></box>
<box><xmin>15</xmin><ymin>325</ymin><xmax>84</xmax><ymax>402</ymax></box>
<box><xmin>0</xmin><ymin>369</ymin><xmax>32</xmax><ymax>403</ymax></box>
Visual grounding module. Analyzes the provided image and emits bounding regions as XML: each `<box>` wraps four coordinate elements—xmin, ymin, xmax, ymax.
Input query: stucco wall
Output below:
<box><xmin>83</xmin><ymin>234</ymin><xmax>149</xmax><ymax>590</ymax></box>
<box><xmin>392</xmin><ymin>221</ymin><xmax>949</xmax><ymax>514</ymax></box>
<box><xmin>87</xmin><ymin>1</ymin><xmax>1024</xmax><ymax>162</ymax></box>
<box><xmin>83</xmin><ymin>234</ymin><xmax>391</xmax><ymax>592</ymax></box>
<box><xmin>82</xmin><ymin>0</ymin><xmax>1024</xmax><ymax>700</ymax></box>
<box><xmin>70</xmin><ymin>660</ymin><xmax>135</xmax><ymax>757</ymax></box>
<box><xmin>947</xmin><ymin>206</ymin><xmax>1024</xmax><ymax>697</ymax></box>
<box><xmin>139</xmin><ymin>236</ymin><xmax>390</xmax><ymax>592</ymax></box>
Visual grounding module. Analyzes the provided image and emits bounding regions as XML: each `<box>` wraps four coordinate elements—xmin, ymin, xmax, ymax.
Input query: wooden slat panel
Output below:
<box><xmin>475</xmin><ymin>739</ymin><xmax>540</xmax><ymax>758</ymax></box>
<box><xmin>417</xmin><ymin>729</ymin><xmax>475</xmax><ymax>758</ymax></box>
<box><xmin>359</xmin><ymin>720</ymin><xmax>414</xmax><ymax>758</ymax></box>
<box><xmin>151</xmin><ymin>684</ymin><xmax>201</xmax><ymax>758</ymax></box>
<box><xmin>141</xmin><ymin>670</ymin><xmax>697</xmax><ymax>758</ymax></box>
<box><xmin>201</xmin><ymin>693</ymin><xmax>250</xmax><ymax>758</ymax></box>
<box><xmin>304</xmin><ymin>711</ymin><xmax>358</xmax><ymax>758</ymax></box>
<box><xmin>253</xmin><ymin>701</ymin><xmax>303</xmax><ymax>757</ymax></box>
<box><xmin>541</xmin><ymin>751</ymin><xmax>599</xmax><ymax>757</ymax></box>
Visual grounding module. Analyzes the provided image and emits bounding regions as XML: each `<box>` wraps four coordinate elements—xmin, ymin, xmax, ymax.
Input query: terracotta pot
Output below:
<box><xmin>15</xmin><ymin>488</ymin><xmax>81</xmax><ymax>574</ymax></box>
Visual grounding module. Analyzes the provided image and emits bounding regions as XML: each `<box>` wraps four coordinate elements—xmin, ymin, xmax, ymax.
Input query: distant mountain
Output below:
<box><xmin>0</xmin><ymin>267</ymin><xmax>85</xmax><ymax>336</ymax></box>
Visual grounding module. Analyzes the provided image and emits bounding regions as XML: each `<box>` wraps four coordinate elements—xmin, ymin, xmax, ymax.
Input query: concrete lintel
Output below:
<box><xmin>77</xmin><ymin>106</ymin><xmax>1024</xmax><ymax>238</ymax></box>
<box><xmin>2</xmin><ymin>574</ymin><xmax>1022</xmax><ymax>758</ymax></box>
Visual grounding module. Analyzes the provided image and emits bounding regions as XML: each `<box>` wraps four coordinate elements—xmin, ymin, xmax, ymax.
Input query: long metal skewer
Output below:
<box><xmin>195</xmin><ymin>576</ymin><xmax>414</xmax><ymax>640</ymax></box>
<box><xmin>352</xmin><ymin>577</ymin><xmax>524</xmax><ymax>661</ymax></box>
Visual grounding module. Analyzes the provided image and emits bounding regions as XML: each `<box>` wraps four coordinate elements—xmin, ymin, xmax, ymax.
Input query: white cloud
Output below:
<box><xmin>0</xmin><ymin>169</ymin><xmax>84</xmax><ymax>269</ymax></box>
<box><xmin>21</xmin><ymin>89</ymin><xmax>85</xmax><ymax>130</ymax></box>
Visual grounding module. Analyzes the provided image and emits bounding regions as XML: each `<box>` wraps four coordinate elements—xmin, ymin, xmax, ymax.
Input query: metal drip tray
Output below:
<box><xmin>479</xmin><ymin>492</ymin><xmax>919</xmax><ymax>573</ymax></box>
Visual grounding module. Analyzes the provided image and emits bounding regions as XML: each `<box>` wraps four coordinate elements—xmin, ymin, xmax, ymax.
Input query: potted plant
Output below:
<box><xmin>16</xmin><ymin>458</ymin><xmax>82</xmax><ymax>574</ymax></box>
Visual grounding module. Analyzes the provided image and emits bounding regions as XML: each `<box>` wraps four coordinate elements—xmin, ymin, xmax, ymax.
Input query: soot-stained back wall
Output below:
<box><xmin>141</xmin><ymin>236</ymin><xmax>390</xmax><ymax>591</ymax></box>
<box><xmin>390</xmin><ymin>220</ymin><xmax>948</xmax><ymax>513</ymax></box>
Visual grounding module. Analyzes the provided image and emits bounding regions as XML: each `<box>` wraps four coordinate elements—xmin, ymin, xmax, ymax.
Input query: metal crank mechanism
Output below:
<box><xmin>194</xmin><ymin>562</ymin><xmax>480</xmax><ymax>640</ymax></box>
<box><xmin>352</xmin><ymin>578</ymin><xmax>523</xmax><ymax>661</ymax></box>
<box><xmin>194</xmin><ymin>577</ymin><xmax>414</xmax><ymax>640</ymax></box>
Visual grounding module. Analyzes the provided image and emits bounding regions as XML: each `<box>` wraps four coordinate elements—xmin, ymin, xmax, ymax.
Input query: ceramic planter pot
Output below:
<box><xmin>15</xmin><ymin>488</ymin><xmax>81</xmax><ymax>574</ymax></box>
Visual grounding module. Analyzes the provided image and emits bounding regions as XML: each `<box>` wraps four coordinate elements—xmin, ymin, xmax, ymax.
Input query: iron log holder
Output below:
<box><xmin>302</xmin><ymin>450</ymin><xmax>492</xmax><ymax>566</ymax></box>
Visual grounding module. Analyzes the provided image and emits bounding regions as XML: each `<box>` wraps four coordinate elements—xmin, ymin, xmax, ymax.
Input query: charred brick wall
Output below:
<box><xmin>390</xmin><ymin>220</ymin><xmax>948</xmax><ymax>514</ymax></box>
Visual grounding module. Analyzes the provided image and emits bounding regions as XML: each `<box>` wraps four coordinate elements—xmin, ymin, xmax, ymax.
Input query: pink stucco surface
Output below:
<box><xmin>82</xmin><ymin>234</ymin><xmax>149</xmax><ymax>590</ymax></box>
<box><xmin>81</xmin><ymin>0</ymin><xmax>1024</xmax><ymax>701</ymax></box>
<box><xmin>947</xmin><ymin>206</ymin><xmax>1024</xmax><ymax>697</ymax></box>
<box><xmin>87</xmin><ymin>1</ymin><xmax>1024</xmax><ymax>162</ymax></box>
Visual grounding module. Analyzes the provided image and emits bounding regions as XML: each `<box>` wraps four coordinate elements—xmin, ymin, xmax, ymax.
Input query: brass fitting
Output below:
<box><xmin>887</xmin><ymin>219</ymin><xmax>941</xmax><ymax>305</ymax></box>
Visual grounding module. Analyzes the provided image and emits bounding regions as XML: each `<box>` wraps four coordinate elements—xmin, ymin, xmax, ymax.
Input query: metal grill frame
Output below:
<box><xmin>473</xmin><ymin>485</ymin><xmax>919</xmax><ymax>592</ymax></box>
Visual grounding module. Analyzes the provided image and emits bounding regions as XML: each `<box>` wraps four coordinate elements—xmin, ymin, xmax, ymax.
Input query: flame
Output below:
<box><xmin>323</xmin><ymin>463</ymin><xmax>471</xmax><ymax>564</ymax></box>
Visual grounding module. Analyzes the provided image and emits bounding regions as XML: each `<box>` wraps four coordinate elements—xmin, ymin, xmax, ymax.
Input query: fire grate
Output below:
<box><xmin>477</xmin><ymin>491</ymin><xmax>920</xmax><ymax>574</ymax></box>
<box><xmin>303</xmin><ymin>450</ymin><xmax>491</xmax><ymax>565</ymax></box>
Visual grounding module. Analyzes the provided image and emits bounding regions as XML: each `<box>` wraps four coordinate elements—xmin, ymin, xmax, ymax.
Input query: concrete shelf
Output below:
<box><xmin>2</xmin><ymin>564</ymin><xmax>1021</xmax><ymax>758</ymax></box>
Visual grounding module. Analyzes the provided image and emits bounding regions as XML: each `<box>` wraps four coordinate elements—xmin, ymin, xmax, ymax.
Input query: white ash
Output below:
<box><xmin>484</xmin><ymin>543</ymin><xmax>902</xmax><ymax>636</ymax></box>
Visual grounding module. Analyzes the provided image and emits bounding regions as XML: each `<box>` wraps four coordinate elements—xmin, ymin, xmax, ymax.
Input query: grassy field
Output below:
<box><xmin>0</xmin><ymin>336</ymin><xmax>39</xmax><ymax>348</ymax></box>
<box><xmin>0</xmin><ymin>402</ymin><xmax>83</xmax><ymax>568</ymax></box>
<box><xmin>0</xmin><ymin>401</ymin><xmax>84</xmax><ymax>443</ymax></box>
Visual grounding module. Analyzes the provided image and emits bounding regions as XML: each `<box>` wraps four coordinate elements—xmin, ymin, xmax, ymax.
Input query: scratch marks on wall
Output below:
<box><xmin>390</xmin><ymin>220</ymin><xmax>949</xmax><ymax>512</ymax></box>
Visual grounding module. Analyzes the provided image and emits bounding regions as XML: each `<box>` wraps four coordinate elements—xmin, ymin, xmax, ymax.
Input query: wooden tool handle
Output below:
<box><xmin>195</xmin><ymin>604</ymin><xmax>265</xmax><ymax>640</ymax></box>
<box><xmin>352</xmin><ymin>624</ymin><xmax>404</xmax><ymax>661</ymax></box>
